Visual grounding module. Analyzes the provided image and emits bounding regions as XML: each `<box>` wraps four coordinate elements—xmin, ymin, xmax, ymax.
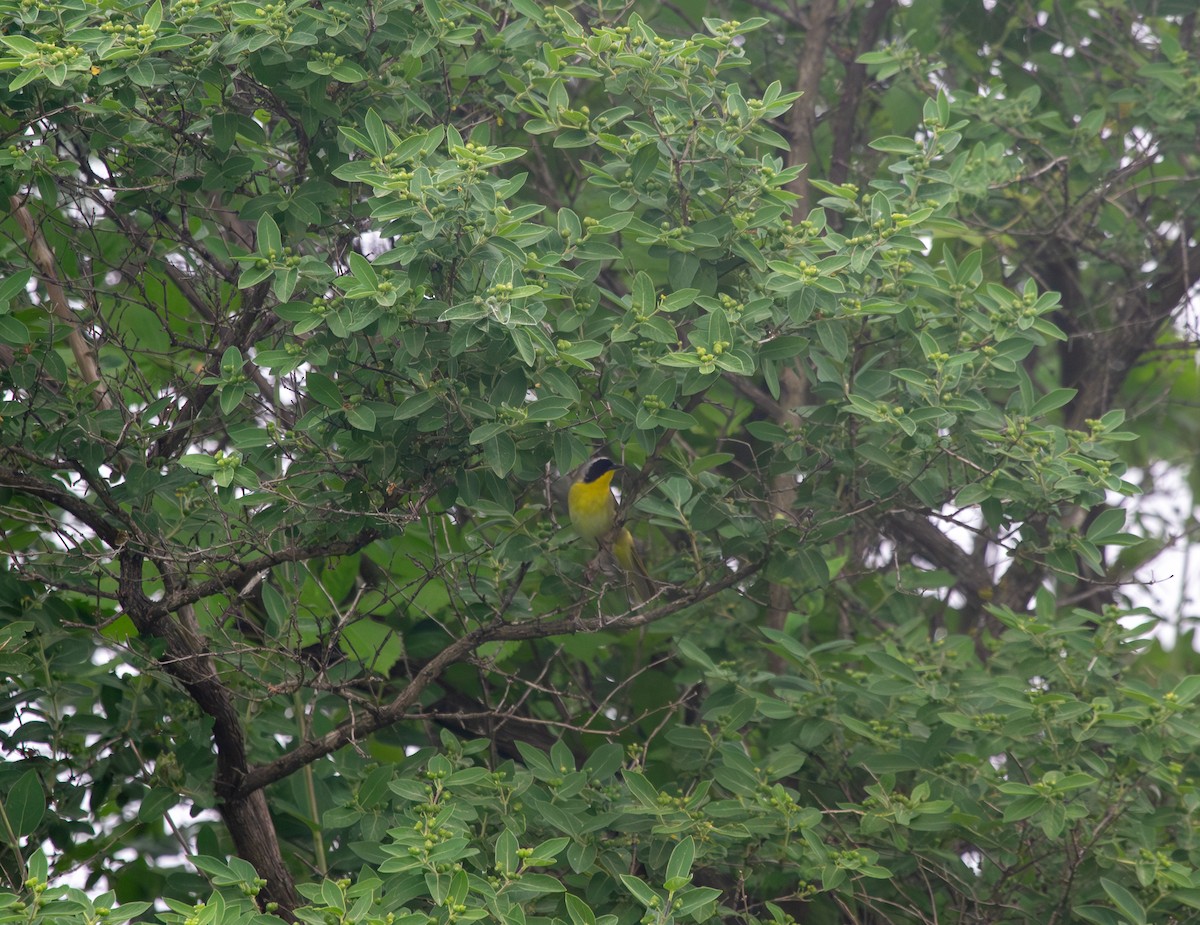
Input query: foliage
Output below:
<box><xmin>1</xmin><ymin>1</ymin><xmax>1200</xmax><ymax>924</ymax></box>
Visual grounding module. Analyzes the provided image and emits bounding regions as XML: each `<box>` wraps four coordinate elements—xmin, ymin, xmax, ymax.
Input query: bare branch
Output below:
<box><xmin>0</xmin><ymin>463</ymin><xmax>123</xmax><ymax>546</ymax></box>
<box><xmin>234</xmin><ymin>561</ymin><xmax>761</xmax><ymax>797</ymax></box>
<box><xmin>8</xmin><ymin>194</ymin><xmax>117</xmax><ymax>413</ymax></box>
<box><xmin>152</xmin><ymin>528</ymin><xmax>384</xmax><ymax>619</ymax></box>
<box><xmin>786</xmin><ymin>0</ymin><xmax>838</xmax><ymax>218</ymax></box>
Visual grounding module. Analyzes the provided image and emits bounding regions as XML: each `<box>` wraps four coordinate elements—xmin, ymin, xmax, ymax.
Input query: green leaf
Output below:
<box><xmin>395</xmin><ymin>391</ymin><xmax>439</xmax><ymax>420</ymax></box>
<box><xmin>564</xmin><ymin>894</ymin><xmax>595</xmax><ymax>925</ymax></box>
<box><xmin>274</xmin><ymin>266</ymin><xmax>298</xmax><ymax>301</ymax></box>
<box><xmin>704</xmin><ymin>306</ymin><xmax>732</xmax><ymax>346</ymax></box>
<box><xmin>760</xmin><ymin>335</ymin><xmax>808</xmax><ymax>360</ymax></box>
<box><xmin>1100</xmin><ymin>878</ymin><xmax>1145</xmax><ymax>925</ymax></box>
<box><xmin>856</xmin><ymin>50</ymin><xmax>895</xmax><ymax>65</ymax></box>
<box><xmin>179</xmin><ymin>454</ymin><xmax>220</xmax><ymax>474</ymax></box>
<box><xmin>815</xmin><ymin>319</ymin><xmax>847</xmax><ymax>361</ymax></box>
<box><xmin>138</xmin><ymin>787</ymin><xmax>179</xmax><ymax>823</ymax></box>
<box><xmin>219</xmin><ymin>383</ymin><xmax>246</xmax><ymax>415</ymax></box>
<box><xmin>869</xmin><ymin>135</ymin><xmax>921</xmax><ymax>155</ymax></box>
<box><xmin>212</xmin><ymin>113</ymin><xmax>237</xmax><ymax>152</ymax></box>
<box><xmin>5</xmin><ymin>770</ymin><xmax>46</xmax><ymax>836</ymax></box>
<box><xmin>623</xmin><ymin>771</ymin><xmax>660</xmax><ymax>806</ymax></box>
<box><xmin>0</xmin><ymin>35</ymin><xmax>39</xmax><ymax>54</ymax></box>
<box><xmin>1086</xmin><ymin>508</ymin><xmax>1126</xmax><ymax>542</ymax></box>
<box><xmin>469</xmin><ymin>421</ymin><xmax>509</xmax><ymax>445</ymax></box>
<box><xmin>619</xmin><ymin>874</ymin><xmax>660</xmax><ymax>908</ymax></box>
<box><xmin>364</xmin><ymin>108</ymin><xmax>388</xmax><ymax>157</ymax></box>
<box><xmin>1072</xmin><ymin>906</ymin><xmax>1122</xmax><ymax>925</ymax></box>
<box><xmin>582</xmin><ymin>743</ymin><xmax>623</xmax><ymax>781</ymax></box>
<box><xmin>0</xmin><ymin>315</ymin><xmax>31</xmax><ymax>344</ymax></box>
<box><xmin>238</xmin><ymin>264</ymin><xmax>274</xmax><ymax>288</ymax></box>
<box><xmin>349</xmin><ymin>251</ymin><xmax>378</xmax><ymax>288</ymax></box>
<box><xmin>1029</xmin><ymin>388</ymin><xmax>1077</xmax><ymax>417</ymax></box>
<box><xmin>674</xmin><ymin>886</ymin><xmax>721</xmax><ymax>917</ymax></box>
<box><xmin>220</xmin><ymin>345</ymin><xmax>243</xmax><ymax>375</ymax></box>
<box><xmin>306</xmin><ymin>372</ymin><xmax>343</xmax><ymax>408</ymax></box>
<box><xmin>632</xmin><ymin>271</ymin><xmax>655</xmax><ymax>315</ymax></box>
<box><xmin>659</xmin><ymin>288</ymin><xmax>699</xmax><ymax>312</ymax></box>
<box><xmin>0</xmin><ymin>268</ymin><xmax>33</xmax><ymax>305</ymax></box>
<box><xmin>526</xmin><ymin>397</ymin><xmax>573</xmax><ymax>421</ymax></box>
<box><xmin>1170</xmin><ymin>676</ymin><xmax>1200</xmax><ymax>705</ymax></box>
<box><xmin>528</xmin><ymin>836</ymin><xmax>571</xmax><ymax>864</ymax></box>
<box><xmin>495</xmin><ymin>829</ymin><xmax>519</xmax><ymax>876</ymax></box>
<box><xmin>331</xmin><ymin>61</ymin><xmax>368</xmax><ymax>83</ymax></box>
<box><xmin>483</xmin><ymin>433</ymin><xmax>517</xmax><ymax>476</ymax></box>
<box><xmin>508</xmin><ymin>0</ymin><xmax>546</xmax><ymax>19</ymax></box>
<box><xmin>664</xmin><ymin>837</ymin><xmax>695</xmax><ymax>890</ymax></box>
<box><xmin>346</xmin><ymin>404</ymin><xmax>376</xmax><ymax>432</ymax></box>
<box><xmin>144</xmin><ymin>0</ymin><xmax>163</xmax><ymax>30</ymax></box>
<box><xmin>256</xmin><ymin>214</ymin><xmax>282</xmax><ymax>255</ymax></box>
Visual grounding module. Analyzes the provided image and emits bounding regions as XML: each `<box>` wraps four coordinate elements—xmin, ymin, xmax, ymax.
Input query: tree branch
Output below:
<box><xmin>149</xmin><ymin>281</ymin><xmax>275</xmax><ymax>462</ymax></box>
<box><xmin>8</xmin><ymin>194</ymin><xmax>116</xmax><ymax>413</ymax></box>
<box><xmin>786</xmin><ymin>0</ymin><xmax>838</xmax><ymax>218</ymax></box>
<box><xmin>0</xmin><ymin>463</ymin><xmax>123</xmax><ymax>547</ymax></box>
<box><xmin>118</xmin><ymin>550</ymin><xmax>301</xmax><ymax>918</ymax></box>
<box><xmin>152</xmin><ymin>528</ymin><xmax>383</xmax><ymax>619</ymax></box>
<box><xmin>234</xmin><ymin>562</ymin><xmax>761</xmax><ymax>797</ymax></box>
<box><xmin>829</xmin><ymin>0</ymin><xmax>895</xmax><ymax>188</ymax></box>
<box><xmin>884</xmin><ymin>511</ymin><xmax>994</xmax><ymax>616</ymax></box>
<box><xmin>765</xmin><ymin>0</ymin><xmax>841</xmax><ymax>663</ymax></box>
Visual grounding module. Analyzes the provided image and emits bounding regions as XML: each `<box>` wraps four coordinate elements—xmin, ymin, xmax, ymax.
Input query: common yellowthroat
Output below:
<box><xmin>568</xmin><ymin>456</ymin><xmax>653</xmax><ymax>602</ymax></box>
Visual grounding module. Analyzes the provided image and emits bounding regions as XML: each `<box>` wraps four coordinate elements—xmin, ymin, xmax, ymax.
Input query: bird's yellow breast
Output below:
<box><xmin>568</xmin><ymin>468</ymin><xmax>617</xmax><ymax>540</ymax></box>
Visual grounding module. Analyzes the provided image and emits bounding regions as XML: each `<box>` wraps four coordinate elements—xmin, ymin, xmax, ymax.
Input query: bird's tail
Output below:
<box><xmin>612</xmin><ymin>526</ymin><xmax>654</xmax><ymax>604</ymax></box>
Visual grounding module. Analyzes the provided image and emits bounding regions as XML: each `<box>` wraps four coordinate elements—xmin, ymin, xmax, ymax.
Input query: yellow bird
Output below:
<box><xmin>567</xmin><ymin>456</ymin><xmax>653</xmax><ymax>602</ymax></box>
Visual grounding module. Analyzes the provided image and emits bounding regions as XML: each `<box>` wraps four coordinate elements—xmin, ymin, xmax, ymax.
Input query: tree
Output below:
<box><xmin>2</xmin><ymin>1</ymin><xmax>1199</xmax><ymax>923</ymax></box>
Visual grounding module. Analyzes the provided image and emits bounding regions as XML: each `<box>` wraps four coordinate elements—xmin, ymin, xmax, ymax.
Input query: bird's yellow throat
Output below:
<box><xmin>568</xmin><ymin>466</ymin><xmax>617</xmax><ymax>540</ymax></box>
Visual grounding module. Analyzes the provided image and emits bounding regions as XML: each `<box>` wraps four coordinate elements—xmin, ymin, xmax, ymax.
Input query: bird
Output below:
<box><xmin>567</xmin><ymin>456</ymin><xmax>653</xmax><ymax>602</ymax></box>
